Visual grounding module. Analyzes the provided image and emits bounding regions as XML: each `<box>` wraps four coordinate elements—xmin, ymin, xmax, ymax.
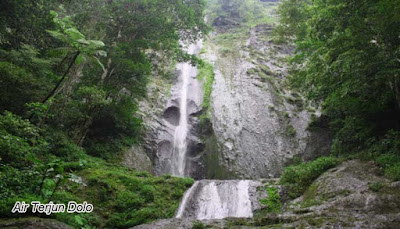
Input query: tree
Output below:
<box><xmin>277</xmin><ymin>0</ymin><xmax>400</xmax><ymax>154</ymax></box>
<box><xmin>43</xmin><ymin>11</ymin><xmax>106</xmax><ymax>103</ymax></box>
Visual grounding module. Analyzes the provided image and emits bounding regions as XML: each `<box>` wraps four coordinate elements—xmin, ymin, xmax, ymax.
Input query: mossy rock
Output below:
<box><xmin>0</xmin><ymin>217</ymin><xmax>73</xmax><ymax>229</ymax></box>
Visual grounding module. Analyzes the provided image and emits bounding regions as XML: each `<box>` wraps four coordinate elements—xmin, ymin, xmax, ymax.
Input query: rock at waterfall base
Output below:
<box><xmin>132</xmin><ymin>160</ymin><xmax>400</xmax><ymax>229</ymax></box>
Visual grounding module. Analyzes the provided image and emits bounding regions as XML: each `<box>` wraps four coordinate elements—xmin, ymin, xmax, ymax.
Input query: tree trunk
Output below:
<box><xmin>394</xmin><ymin>77</ymin><xmax>400</xmax><ymax>111</ymax></box>
<box><xmin>42</xmin><ymin>51</ymin><xmax>80</xmax><ymax>103</ymax></box>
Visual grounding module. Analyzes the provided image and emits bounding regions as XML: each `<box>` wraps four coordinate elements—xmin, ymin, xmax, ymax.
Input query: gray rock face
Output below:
<box><xmin>138</xmin><ymin>41</ymin><xmax>206</xmax><ymax>178</ymax></box>
<box><xmin>203</xmin><ymin>24</ymin><xmax>331</xmax><ymax>179</ymax></box>
<box><xmin>0</xmin><ymin>217</ymin><xmax>73</xmax><ymax>229</ymax></box>
<box><xmin>131</xmin><ymin>160</ymin><xmax>400</xmax><ymax>229</ymax></box>
<box><xmin>122</xmin><ymin>145</ymin><xmax>154</xmax><ymax>173</ymax></box>
<box><xmin>279</xmin><ymin>160</ymin><xmax>400</xmax><ymax>228</ymax></box>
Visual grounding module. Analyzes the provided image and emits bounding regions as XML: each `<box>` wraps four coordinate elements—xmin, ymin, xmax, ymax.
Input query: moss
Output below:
<box><xmin>283</xmin><ymin>112</ymin><xmax>290</xmax><ymax>118</ymax></box>
<box><xmin>268</xmin><ymin>105</ymin><xmax>275</xmax><ymax>111</ymax></box>
<box><xmin>300</xmin><ymin>184</ymin><xmax>321</xmax><ymax>208</ymax></box>
<box><xmin>285</xmin><ymin>96</ymin><xmax>304</xmax><ymax>108</ymax></box>
<box><xmin>306</xmin><ymin>106</ymin><xmax>316</xmax><ymax>113</ymax></box>
<box><xmin>64</xmin><ymin>160</ymin><xmax>193</xmax><ymax>228</ymax></box>
<box><xmin>166</xmin><ymin>83</ymin><xmax>172</xmax><ymax>98</ymax></box>
<box><xmin>368</xmin><ymin>182</ymin><xmax>384</xmax><ymax>192</ymax></box>
<box><xmin>202</xmin><ymin>134</ymin><xmax>233</xmax><ymax>179</ymax></box>
<box><xmin>247</xmin><ymin>67</ymin><xmax>259</xmax><ymax>75</ymax></box>
<box><xmin>259</xmin><ymin>65</ymin><xmax>275</xmax><ymax>76</ymax></box>
<box><xmin>285</xmin><ymin>125</ymin><xmax>297</xmax><ymax>138</ymax></box>
<box><xmin>306</xmin><ymin>217</ymin><xmax>325</xmax><ymax>227</ymax></box>
<box><xmin>280</xmin><ymin>156</ymin><xmax>338</xmax><ymax>198</ymax></box>
<box><xmin>384</xmin><ymin>164</ymin><xmax>400</xmax><ymax>181</ymax></box>
<box><xmin>197</xmin><ymin>61</ymin><xmax>215</xmax><ymax>114</ymax></box>
<box><xmin>192</xmin><ymin>221</ymin><xmax>206</xmax><ymax>229</ymax></box>
<box><xmin>227</xmin><ymin>218</ymin><xmax>250</xmax><ymax>227</ymax></box>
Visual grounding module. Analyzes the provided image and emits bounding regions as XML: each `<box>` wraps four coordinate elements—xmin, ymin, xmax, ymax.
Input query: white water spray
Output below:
<box><xmin>176</xmin><ymin>180</ymin><xmax>253</xmax><ymax>219</ymax></box>
<box><xmin>171</xmin><ymin>43</ymin><xmax>199</xmax><ymax>177</ymax></box>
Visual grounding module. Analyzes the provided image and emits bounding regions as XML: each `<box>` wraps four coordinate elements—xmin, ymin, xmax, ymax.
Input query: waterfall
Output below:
<box><xmin>175</xmin><ymin>181</ymin><xmax>200</xmax><ymax>218</ymax></box>
<box><xmin>171</xmin><ymin>43</ymin><xmax>199</xmax><ymax>177</ymax></box>
<box><xmin>176</xmin><ymin>180</ymin><xmax>254</xmax><ymax>220</ymax></box>
<box><xmin>170</xmin><ymin>41</ymin><xmax>255</xmax><ymax>221</ymax></box>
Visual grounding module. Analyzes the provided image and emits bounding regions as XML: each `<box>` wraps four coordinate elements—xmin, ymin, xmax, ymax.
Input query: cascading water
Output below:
<box><xmin>175</xmin><ymin>180</ymin><xmax>254</xmax><ymax>219</ymax></box>
<box><xmin>170</xmin><ymin>41</ymin><xmax>256</xmax><ymax>220</ymax></box>
<box><xmin>171</xmin><ymin>43</ymin><xmax>199</xmax><ymax>177</ymax></box>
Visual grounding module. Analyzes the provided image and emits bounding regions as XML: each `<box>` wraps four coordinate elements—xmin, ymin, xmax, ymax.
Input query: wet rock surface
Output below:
<box><xmin>122</xmin><ymin>145</ymin><xmax>154</xmax><ymax>173</ymax></box>
<box><xmin>205</xmin><ymin>23</ymin><xmax>331</xmax><ymax>179</ymax></box>
<box><xmin>132</xmin><ymin>160</ymin><xmax>400</xmax><ymax>229</ymax></box>
<box><xmin>175</xmin><ymin>180</ymin><xmax>260</xmax><ymax>219</ymax></box>
<box><xmin>0</xmin><ymin>217</ymin><xmax>73</xmax><ymax>229</ymax></box>
<box><xmin>137</xmin><ymin>41</ymin><xmax>205</xmax><ymax>178</ymax></box>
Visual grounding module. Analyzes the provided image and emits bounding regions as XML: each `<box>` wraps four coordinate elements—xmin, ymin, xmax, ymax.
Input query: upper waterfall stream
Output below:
<box><xmin>170</xmin><ymin>41</ymin><xmax>255</xmax><ymax>220</ymax></box>
<box><xmin>171</xmin><ymin>43</ymin><xmax>200</xmax><ymax>177</ymax></box>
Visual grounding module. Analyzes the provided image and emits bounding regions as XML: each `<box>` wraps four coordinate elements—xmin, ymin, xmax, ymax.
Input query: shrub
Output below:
<box><xmin>384</xmin><ymin>164</ymin><xmax>400</xmax><ymax>181</ymax></box>
<box><xmin>279</xmin><ymin>156</ymin><xmax>338</xmax><ymax>198</ymax></box>
<box><xmin>260</xmin><ymin>186</ymin><xmax>282</xmax><ymax>213</ymax></box>
<box><xmin>368</xmin><ymin>182</ymin><xmax>384</xmax><ymax>192</ymax></box>
<box><xmin>369</xmin><ymin>131</ymin><xmax>400</xmax><ymax>181</ymax></box>
<box><xmin>0</xmin><ymin>111</ymin><xmax>46</xmax><ymax>164</ymax></box>
<box><xmin>192</xmin><ymin>221</ymin><xmax>206</xmax><ymax>229</ymax></box>
<box><xmin>376</xmin><ymin>154</ymin><xmax>400</xmax><ymax>168</ymax></box>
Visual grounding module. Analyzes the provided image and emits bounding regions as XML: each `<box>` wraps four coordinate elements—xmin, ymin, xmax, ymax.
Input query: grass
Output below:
<box><xmin>0</xmin><ymin>157</ymin><xmax>194</xmax><ymax>229</ymax></box>
<box><xmin>279</xmin><ymin>156</ymin><xmax>339</xmax><ymax>198</ymax></box>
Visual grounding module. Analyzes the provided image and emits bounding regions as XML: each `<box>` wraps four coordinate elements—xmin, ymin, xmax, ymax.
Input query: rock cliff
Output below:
<box><xmin>202</xmin><ymin>23</ymin><xmax>330</xmax><ymax>178</ymax></box>
<box><xmin>132</xmin><ymin>160</ymin><xmax>400</xmax><ymax>229</ymax></box>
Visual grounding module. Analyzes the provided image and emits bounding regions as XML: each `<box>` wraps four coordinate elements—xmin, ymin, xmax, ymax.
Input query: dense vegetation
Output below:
<box><xmin>279</xmin><ymin>156</ymin><xmax>338</xmax><ymax>198</ymax></box>
<box><xmin>276</xmin><ymin>0</ymin><xmax>400</xmax><ymax>186</ymax></box>
<box><xmin>0</xmin><ymin>0</ymin><xmax>206</xmax><ymax>227</ymax></box>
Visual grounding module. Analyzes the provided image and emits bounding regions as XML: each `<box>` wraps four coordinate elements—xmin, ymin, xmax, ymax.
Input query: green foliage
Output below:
<box><xmin>285</xmin><ymin>125</ymin><xmax>297</xmax><ymax>138</ymax></box>
<box><xmin>0</xmin><ymin>0</ymin><xmax>57</xmax><ymax>49</ymax></box>
<box><xmin>1</xmin><ymin>154</ymin><xmax>194</xmax><ymax>228</ymax></box>
<box><xmin>81</xmin><ymin>165</ymin><xmax>193</xmax><ymax>228</ymax></box>
<box><xmin>280</xmin><ymin>156</ymin><xmax>338</xmax><ymax>198</ymax></box>
<box><xmin>192</xmin><ymin>221</ymin><xmax>206</xmax><ymax>229</ymax></box>
<box><xmin>197</xmin><ymin>61</ymin><xmax>215</xmax><ymax>112</ymax></box>
<box><xmin>376</xmin><ymin>154</ymin><xmax>400</xmax><ymax>169</ymax></box>
<box><xmin>0</xmin><ymin>0</ymin><xmax>207</xmax><ymax>228</ymax></box>
<box><xmin>277</xmin><ymin>0</ymin><xmax>400</xmax><ymax>167</ymax></box>
<box><xmin>206</xmin><ymin>0</ymin><xmax>278</xmax><ymax>27</ymax></box>
<box><xmin>365</xmin><ymin>130</ymin><xmax>400</xmax><ymax>181</ymax></box>
<box><xmin>260</xmin><ymin>186</ymin><xmax>282</xmax><ymax>213</ymax></box>
<box><xmin>384</xmin><ymin>164</ymin><xmax>400</xmax><ymax>181</ymax></box>
<box><xmin>368</xmin><ymin>182</ymin><xmax>384</xmax><ymax>192</ymax></box>
<box><xmin>0</xmin><ymin>111</ymin><xmax>44</xmax><ymax>164</ymax></box>
<box><xmin>0</xmin><ymin>60</ymin><xmax>51</xmax><ymax>114</ymax></box>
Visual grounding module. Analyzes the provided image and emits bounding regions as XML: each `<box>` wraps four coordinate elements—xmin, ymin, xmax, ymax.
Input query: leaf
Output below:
<box><xmin>65</xmin><ymin>28</ymin><xmax>85</xmax><ymax>41</ymax></box>
<box><xmin>96</xmin><ymin>50</ymin><xmax>107</xmax><ymax>57</ymax></box>
<box><xmin>47</xmin><ymin>47</ymin><xmax>74</xmax><ymax>57</ymax></box>
<box><xmin>47</xmin><ymin>30</ymin><xmax>68</xmax><ymax>43</ymax></box>
<box><xmin>74</xmin><ymin>215</ymin><xmax>84</xmax><ymax>226</ymax></box>
<box><xmin>77</xmin><ymin>39</ymin><xmax>90</xmax><ymax>45</ymax></box>
<box><xmin>90</xmin><ymin>56</ymin><xmax>105</xmax><ymax>71</ymax></box>
<box><xmin>87</xmin><ymin>40</ymin><xmax>105</xmax><ymax>50</ymax></box>
<box><xmin>75</xmin><ymin>53</ymin><xmax>86</xmax><ymax>65</ymax></box>
<box><xmin>50</xmin><ymin>10</ymin><xmax>58</xmax><ymax>18</ymax></box>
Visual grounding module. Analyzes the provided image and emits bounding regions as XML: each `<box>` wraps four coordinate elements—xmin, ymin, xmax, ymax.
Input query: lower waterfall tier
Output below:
<box><xmin>176</xmin><ymin>180</ymin><xmax>260</xmax><ymax>220</ymax></box>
